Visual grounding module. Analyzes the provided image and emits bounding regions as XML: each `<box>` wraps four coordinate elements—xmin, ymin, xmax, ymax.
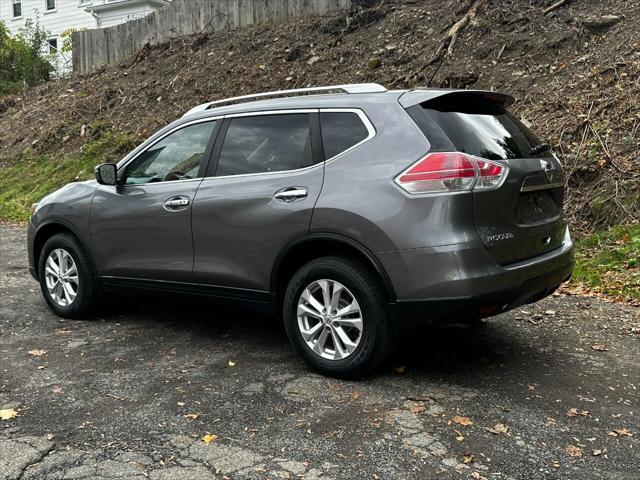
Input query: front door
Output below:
<box><xmin>192</xmin><ymin>112</ymin><xmax>324</xmax><ymax>294</ymax></box>
<box><xmin>91</xmin><ymin>120</ymin><xmax>218</xmax><ymax>282</ymax></box>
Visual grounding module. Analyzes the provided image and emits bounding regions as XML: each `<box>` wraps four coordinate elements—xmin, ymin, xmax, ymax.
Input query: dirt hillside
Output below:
<box><xmin>0</xmin><ymin>0</ymin><xmax>638</xmax><ymax>229</ymax></box>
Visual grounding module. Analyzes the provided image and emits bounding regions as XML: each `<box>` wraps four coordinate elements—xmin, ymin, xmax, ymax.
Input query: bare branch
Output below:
<box><xmin>543</xmin><ymin>0</ymin><xmax>573</xmax><ymax>15</ymax></box>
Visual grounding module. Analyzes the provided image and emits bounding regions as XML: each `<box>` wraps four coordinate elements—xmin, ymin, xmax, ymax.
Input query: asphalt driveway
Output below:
<box><xmin>1</xmin><ymin>224</ymin><xmax>638</xmax><ymax>480</ymax></box>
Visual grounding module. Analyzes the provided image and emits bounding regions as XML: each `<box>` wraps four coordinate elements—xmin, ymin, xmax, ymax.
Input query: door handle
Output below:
<box><xmin>163</xmin><ymin>196</ymin><xmax>190</xmax><ymax>211</ymax></box>
<box><xmin>274</xmin><ymin>187</ymin><xmax>308</xmax><ymax>202</ymax></box>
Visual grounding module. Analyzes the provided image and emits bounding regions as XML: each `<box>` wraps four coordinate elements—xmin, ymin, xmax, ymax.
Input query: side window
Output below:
<box><xmin>216</xmin><ymin>114</ymin><xmax>313</xmax><ymax>176</ymax></box>
<box><xmin>320</xmin><ymin>112</ymin><xmax>369</xmax><ymax>159</ymax></box>
<box><xmin>125</xmin><ymin>121</ymin><xmax>216</xmax><ymax>185</ymax></box>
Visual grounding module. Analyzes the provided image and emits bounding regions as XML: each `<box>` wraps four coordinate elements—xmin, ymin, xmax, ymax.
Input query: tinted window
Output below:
<box><xmin>216</xmin><ymin>114</ymin><xmax>313</xmax><ymax>176</ymax></box>
<box><xmin>414</xmin><ymin>94</ymin><xmax>543</xmax><ymax>160</ymax></box>
<box><xmin>125</xmin><ymin>121</ymin><xmax>216</xmax><ymax>184</ymax></box>
<box><xmin>320</xmin><ymin>112</ymin><xmax>369</xmax><ymax>159</ymax></box>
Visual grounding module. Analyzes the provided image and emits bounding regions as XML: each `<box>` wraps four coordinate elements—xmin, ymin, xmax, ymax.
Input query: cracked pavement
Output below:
<box><xmin>1</xmin><ymin>224</ymin><xmax>639</xmax><ymax>479</ymax></box>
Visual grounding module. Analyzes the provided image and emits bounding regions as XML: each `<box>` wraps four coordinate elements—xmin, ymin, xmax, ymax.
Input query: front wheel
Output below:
<box><xmin>38</xmin><ymin>233</ymin><xmax>99</xmax><ymax>319</ymax></box>
<box><xmin>283</xmin><ymin>256</ymin><xmax>394</xmax><ymax>378</ymax></box>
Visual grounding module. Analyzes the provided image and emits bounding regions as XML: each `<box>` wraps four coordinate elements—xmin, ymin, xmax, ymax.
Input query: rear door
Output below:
<box><xmin>408</xmin><ymin>93</ymin><xmax>566</xmax><ymax>265</ymax></box>
<box><xmin>191</xmin><ymin>111</ymin><xmax>324</xmax><ymax>295</ymax></box>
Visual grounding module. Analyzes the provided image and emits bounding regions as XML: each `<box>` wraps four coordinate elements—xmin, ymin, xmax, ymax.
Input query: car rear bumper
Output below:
<box><xmin>380</xmin><ymin>227</ymin><xmax>574</xmax><ymax>324</ymax></box>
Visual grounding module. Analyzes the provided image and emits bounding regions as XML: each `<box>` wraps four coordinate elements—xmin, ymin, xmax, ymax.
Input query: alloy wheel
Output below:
<box><xmin>297</xmin><ymin>279</ymin><xmax>363</xmax><ymax>360</ymax></box>
<box><xmin>44</xmin><ymin>248</ymin><xmax>79</xmax><ymax>307</ymax></box>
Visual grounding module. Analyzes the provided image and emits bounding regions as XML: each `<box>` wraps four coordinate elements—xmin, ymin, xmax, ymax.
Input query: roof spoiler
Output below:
<box><xmin>398</xmin><ymin>89</ymin><xmax>515</xmax><ymax>109</ymax></box>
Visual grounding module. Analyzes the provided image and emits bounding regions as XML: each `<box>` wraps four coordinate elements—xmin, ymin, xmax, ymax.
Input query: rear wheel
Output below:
<box><xmin>38</xmin><ymin>233</ymin><xmax>98</xmax><ymax>319</ymax></box>
<box><xmin>283</xmin><ymin>256</ymin><xmax>394</xmax><ymax>377</ymax></box>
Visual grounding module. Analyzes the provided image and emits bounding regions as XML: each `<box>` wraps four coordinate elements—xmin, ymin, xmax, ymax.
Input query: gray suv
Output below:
<box><xmin>27</xmin><ymin>83</ymin><xmax>574</xmax><ymax>376</ymax></box>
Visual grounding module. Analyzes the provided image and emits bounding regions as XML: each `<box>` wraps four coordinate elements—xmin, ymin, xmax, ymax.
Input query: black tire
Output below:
<box><xmin>38</xmin><ymin>233</ymin><xmax>99</xmax><ymax>319</ymax></box>
<box><xmin>283</xmin><ymin>256</ymin><xmax>395</xmax><ymax>378</ymax></box>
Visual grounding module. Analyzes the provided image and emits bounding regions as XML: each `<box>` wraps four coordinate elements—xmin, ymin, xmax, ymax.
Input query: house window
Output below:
<box><xmin>13</xmin><ymin>0</ymin><xmax>22</xmax><ymax>18</ymax></box>
<box><xmin>46</xmin><ymin>0</ymin><xmax>56</xmax><ymax>11</ymax></box>
<box><xmin>48</xmin><ymin>38</ymin><xmax>58</xmax><ymax>54</ymax></box>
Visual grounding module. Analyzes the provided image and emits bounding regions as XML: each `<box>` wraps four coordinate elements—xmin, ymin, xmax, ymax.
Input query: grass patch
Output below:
<box><xmin>0</xmin><ymin>130</ymin><xmax>135</xmax><ymax>222</ymax></box>
<box><xmin>572</xmin><ymin>224</ymin><xmax>640</xmax><ymax>301</ymax></box>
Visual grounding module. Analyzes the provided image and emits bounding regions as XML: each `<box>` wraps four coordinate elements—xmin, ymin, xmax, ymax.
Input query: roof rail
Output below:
<box><xmin>182</xmin><ymin>83</ymin><xmax>387</xmax><ymax>117</ymax></box>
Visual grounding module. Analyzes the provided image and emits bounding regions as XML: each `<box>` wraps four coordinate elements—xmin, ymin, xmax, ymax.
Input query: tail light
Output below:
<box><xmin>395</xmin><ymin>152</ymin><xmax>508</xmax><ymax>194</ymax></box>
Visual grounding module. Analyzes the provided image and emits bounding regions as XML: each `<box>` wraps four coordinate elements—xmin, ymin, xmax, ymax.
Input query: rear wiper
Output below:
<box><xmin>530</xmin><ymin>143</ymin><xmax>551</xmax><ymax>156</ymax></box>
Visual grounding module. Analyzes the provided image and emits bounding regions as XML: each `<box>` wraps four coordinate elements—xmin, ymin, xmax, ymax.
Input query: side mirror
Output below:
<box><xmin>95</xmin><ymin>163</ymin><xmax>118</xmax><ymax>186</ymax></box>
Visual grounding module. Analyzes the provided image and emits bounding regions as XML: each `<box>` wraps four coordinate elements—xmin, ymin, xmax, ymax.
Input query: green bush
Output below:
<box><xmin>0</xmin><ymin>20</ymin><xmax>53</xmax><ymax>96</ymax></box>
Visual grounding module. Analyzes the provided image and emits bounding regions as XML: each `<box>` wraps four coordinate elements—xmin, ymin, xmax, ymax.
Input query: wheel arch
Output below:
<box><xmin>271</xmin><ymin>233</ymin><xmax>397</xmax><ymax>309</ymax></box>
<box><xmin>33</xmin><ymin>220</ymin><xmax>95</xmax><ymax>280</ymax></box>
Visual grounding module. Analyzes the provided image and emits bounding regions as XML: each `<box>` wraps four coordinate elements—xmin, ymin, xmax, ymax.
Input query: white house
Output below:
<box><xmin>0</xmin><ymin>0</ymin><xmax>171</xmax><ymax>73</ymax></box>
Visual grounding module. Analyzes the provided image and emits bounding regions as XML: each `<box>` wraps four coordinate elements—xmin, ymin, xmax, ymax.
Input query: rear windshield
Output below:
<box><xmin>408</xmin><ymin>93</ymin><xmax>545</xmax><ymax>160</ymax></box>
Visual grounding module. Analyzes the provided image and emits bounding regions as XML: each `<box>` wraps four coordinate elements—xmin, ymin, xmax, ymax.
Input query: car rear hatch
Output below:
<box><xmin>402</xmin><ymin>90</ymin><xmax>567</xmax><ymax>265</ymax></box>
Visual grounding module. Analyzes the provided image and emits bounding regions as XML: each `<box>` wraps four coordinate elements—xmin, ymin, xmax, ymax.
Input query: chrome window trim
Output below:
<box><xmin>117</xmin><ymin>117</ymin><xmax>222</xmax><ymax>185</ymax></box>
<box><xmin>117</xmin><ymin>178</ymin><xmax>204</xmax><ymax>188</ymax></box>
<box><xmin>319</xmin><ymin>108</ymin><xmax>376</xmax><ymax>163</ymax></box>
<box><xmin>201</xmin><ymin>162</ymin><xmax>324</xmax><ymax>182</ymax></box>
<box><xmin>118</xmin><ymin>108</ymin><xmax>378</xmax><ymax>185</ymax></box>
<box><xmin>203</xmin><ymin>108</ymin><xmax>377</xmax><ymax>181</ymax></box>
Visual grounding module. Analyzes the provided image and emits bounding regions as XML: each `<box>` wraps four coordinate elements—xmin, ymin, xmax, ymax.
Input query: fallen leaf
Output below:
<box><xmin>0</xmin><ymin>408</ymin><xmax>18</xmax><ymax>420</ymax></box>
<box><xmin>452</xmin><ymin>415</ymin><xmax>473</xmax><ymax>426</ymax></box>
<box><xmin>177</xmin><ymin>402</ymin><xmax>185</xmax><ymax>407</ymax></box>
<box><xmin>486</xmin><ymin>423</ymin><xmax>509</xmax><ymax>435</ymax></box>
<box><xmin>566</xmin><ymin>408</ymin><xmax>589</xmax><ymax>417</ymax></box>
<box><xmin>52</xmin><ymin>386</ymin><xmax>63</xmax><ymax>394</ymax></box>
<box><xmin>28</xmin><ymin>349</ymin><xmax>47</xmax><ymax>356</ymax></box>
<box><xmin>228</xmin><ymin>360</ymin><xmax>236</xmax><ymax>367</ymax></box>
<box><xmin>392</xmin><ymin>366</ymin><xmax>406</xmax><ymax>373</ymax></box>
<box><xmin>201</xmin><ymin>434</ymin><xmax>218</xmax><ymax>444</ymax></box>
<box><xmin>608</xmin><ymin>428</ymin><xmax>633</xmax><ymax>437</ymax></box>
<box><xmin>565</xmin><ymin>445</ymin><xmax>583</xmax><ymax>458</ymax></box>
<box><xmin>591</xmin><ymin>344</ymin><xmax>608</xmax><ymax>351</ymax></box>
<box><xmin>409</xmin><ymin>403</ymin><xmax>425</xmax><ymax>414</ymax></box>
<box><xmin>462</xmin><ymin>454</ymin><xmax>474</xmax><ymax>464</ymax></box>
<box><xmin>184</xmin><ymin>413</ymin><xmax>199</xmax><ymax>420</ymax></box>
